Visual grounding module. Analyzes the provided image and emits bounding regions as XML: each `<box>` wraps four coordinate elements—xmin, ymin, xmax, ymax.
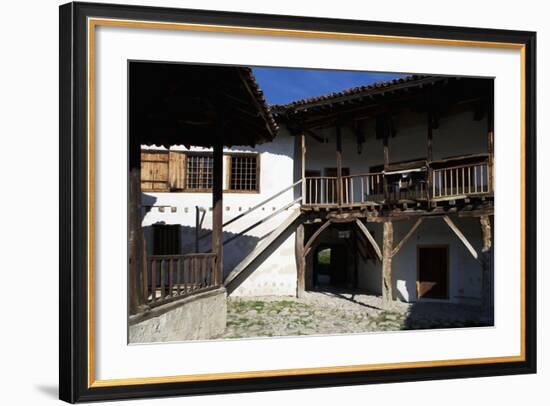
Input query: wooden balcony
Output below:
<box><xmin>431</xmin><ymin>161</ymin><xmax>491</xmax><ymax>201</ymax></box>
<box><xmin>302</xmin><ymin>156</ymin><xmax>492</xmax><ymax>210</ymax></box>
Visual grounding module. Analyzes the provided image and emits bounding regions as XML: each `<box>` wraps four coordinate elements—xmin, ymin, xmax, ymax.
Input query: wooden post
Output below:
<box><xmin>427</xmin><ymin>112</ymin><xmax>434</xmax><ymax>201</ymax></box>
<box><xmin>142</xmin><ymin>231</ymin><xmax>148</xmax><ymax>305</ymax></box>
<box><xmin>301</xmin><ymin>133</ymin><xmax>306</xmax><ymax>203</ymax></box>
<box><xmin>480</xmin><ymin>215</ymin><xmax>492</xmax><ymax>311</ymax></box>
<box><xmin>427</xmin><ymin>111</ymin><xmax>433</xmax><ymax>162</ymax></box>
<box><xmin>295</xmin><ymin>223</ymin><xmax>305</xmax><ymax>298</ymax></box>
<box><xmin>128</xmin><ymin>140</ymin><xmax>144</xmax><ymax>314</ymax></box>
<box><xmin>382</xmin><ymin>221</ymin><xmax>394</xmax><ymax>305</ymax></box>
<box><xmin>212</xmin><ymin>140</ymin><xmax>224</xmax><ymax>286</ymax></box>
<box><xmin>336</xmin><ymin>124</ymin><xmax>343</xmax><ymax>206</ymax></box>
<box><xmin>195</xmin><ymin>206</ymin><xmax>200</xmax><ymax>253</ymax></box>
<box><xmin>383</xmin><ymin>131</ymin><xmax>390</xmax><ymax>203</ymax></box>
<box><xmin>487</xmin><ymin>95</ymin><xmax>494</xmax><ymax>193</ymax></box>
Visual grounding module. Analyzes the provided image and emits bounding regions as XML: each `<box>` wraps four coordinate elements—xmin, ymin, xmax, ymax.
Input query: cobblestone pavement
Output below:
<box><xmin>216</xmin><ymin>290</ymin><xmax>493</xmax><ymax>339</ymax></box>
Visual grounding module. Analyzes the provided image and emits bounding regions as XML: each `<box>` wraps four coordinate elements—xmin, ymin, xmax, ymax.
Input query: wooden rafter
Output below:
<box><xmin>305</xmin><ymin>129</ymin><xmax>325</xmax><ymax>143</ymax></box>
<box><xmin>304</xmin><ymin>220</ymin><xmax>332</xmax><ymax>257</ymax></box>
<box><xmin>442</xmin><ymin>215</ymin><xmax>479</xmax><ymax>261</ymax></box>
<box><xmin>355</xmin><ymin>219</ymin><xmax>382</xmax><ymax>261</ymax></box>
<box><xmin>391</xmin><ymin>218</ymin><xmax>423</xmax><ymax>257</ymax></box>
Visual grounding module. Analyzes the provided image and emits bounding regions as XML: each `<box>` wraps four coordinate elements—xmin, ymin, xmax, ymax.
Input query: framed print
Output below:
<box><xmin>59</xmin><ymin>1</ymin><xmax>537</xmax><ymax>403</ymax></box>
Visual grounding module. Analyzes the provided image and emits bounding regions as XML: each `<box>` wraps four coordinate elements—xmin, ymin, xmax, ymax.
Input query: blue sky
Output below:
<box><xmin>252</xmin><ymin>67</ymin><xmax>405</xmax><ymax>105</ymax></box>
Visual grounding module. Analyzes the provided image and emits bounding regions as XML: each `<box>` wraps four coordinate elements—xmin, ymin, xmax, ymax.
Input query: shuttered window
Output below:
<box><xmin>140</xmin><ymin>149</ymin><xmax>260</xmax><ymax>193</ymax></box>
<box><xmin>141</xmin><ymin>151</ymin><xmax>169</xmax><ymax>191</ymax></box>
<box><xmin>227</xmin><ymin>154</ymin><xmax>259</xmax><ymax>192</ymax></box>
<box><xmin>168</xmin><ymin>151</ymin><xmax>186</xmax><ymax>190</ymax></box>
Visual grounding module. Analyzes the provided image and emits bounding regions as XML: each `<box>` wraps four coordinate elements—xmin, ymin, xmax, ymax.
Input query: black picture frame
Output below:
<box><xmin>59</xmin><ymin>1</ymin><xmax>537</xmax><ymax>403</ymax></box>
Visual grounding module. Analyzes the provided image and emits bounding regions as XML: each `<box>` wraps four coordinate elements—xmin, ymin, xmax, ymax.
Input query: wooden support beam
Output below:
<box><xmin>212</xmin><ymin>140</ymin><xmax>224</xmax><ymax>285</ymax></box>
<box><xmin>382</xmin><ymin>221</ymin><xmax>394</xmax><ymax>304</ymax></box>
<box><xmin>487</xmin><ymin>89</ymin><xmax>494</xmax><ymax>194</ymax></box>
<box><xmin>336</xmin><ymin>124</ymin><xmax>343</xmax><ymax>206</ymax></box>
<box><xmin>383</xmin><ymin>130</ymin><xmax>390</xmax><ymax>169</ymax></box>
<box><xmin>301</xmin><ymin>134</ymin><xmax>306</xmax><ymax>203</ymax></box>
<box><xmin>427</xmin><ymin>111</ymin><xmax>433</xmax><ymax>162</ymax></box>
<box><xmin>391</xmin><ymin>218</ymin><xmax>423</xmax><ymax>257</ymax></box>
<box><xmin>305</xmin><ymin>129</ymin><xmax>324</xmax><ymax>143</ymax></box>
<box><xmin>442</xmin><ymin>215</ymin><xmax>479</xmax><ymax>261</ymax></box>
<box><xmin>383</xmin><ymin>131</ymin><xmax>390</xmax><ymax>203</ymax></box>
<box><xmin>427</xmin><ymin>112</ymin><xmax>434</xmax><ymax>201</ymax></box>
<box><xmin>128</xmin><ymin>167</ymin><xmax>140</xmax><ymax>314</ymax></box>
<box><xmin>355</xmin><ymin>219</ymin><xmax>382</xmax><ymax>261</ymax></box>
<box><xmin>295</xmin><ymin>223</ymin><xmax>305</xmax><ymax>298</ymax></box>
<box><xmin>128</xmin><ymin>133</ymin><xmax>145</xmax><ymax>314</ymax></box>
<box><xmin>480</xmin><ymin>215</ymin><xmax>492</xmax><ymax>311</ymax></box>
<box><xmin>304</xmin><ymin>220</ymin><xmax>332</xmax><ymax>257</ymax></box>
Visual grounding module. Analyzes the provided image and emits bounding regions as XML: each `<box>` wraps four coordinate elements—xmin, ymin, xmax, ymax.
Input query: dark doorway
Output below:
<box><xmin>313</xmin><ymin>244</ymin><xmax>349</xmax><ymax>288</ymax></box>
<box><xmin>152</xmin><ymin>224</ymin><xmax>181</xmax><ymax>255</ymax></box>
<box><xmin>417</xmin><ymin>246</ymin><xmax>449</xmax><ymax>299</ymax></box>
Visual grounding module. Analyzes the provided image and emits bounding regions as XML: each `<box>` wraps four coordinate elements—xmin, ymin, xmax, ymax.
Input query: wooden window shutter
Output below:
<box><xmin>141</xmin><ymin>150</ymin><xmax>169</xmax><ymax>191</ymax></box>
<box><xmin>169</xmin><ymin>151</ymin><xmax>186</xmax><ymax>190</ymax></box>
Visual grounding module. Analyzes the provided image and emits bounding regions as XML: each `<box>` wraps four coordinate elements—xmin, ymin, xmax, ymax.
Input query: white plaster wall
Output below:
<box><xmin>359</xmin><ymin>215</ymin><xmax>490</xmax><ymax>304</ymax></box>
<box><xmin>141</xmin><ymin>132</ymin><xmax>298</xmax><ymax>297</ymax></box>
<box><xmin>304</xmin><ymin>106</ymin><xmax>489</xmax><ymax>175</ymax></box>
<box><xmin>393</xmin><ymin>216</ymin><xmax>488</xmax><ymax>304</ymax></box>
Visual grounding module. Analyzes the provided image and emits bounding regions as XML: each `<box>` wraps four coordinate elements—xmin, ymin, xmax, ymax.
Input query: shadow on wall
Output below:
<box><xmin>142</xmin><ymin>223</ymin><xmax>263</xmax><ymax>269</ymax></box>
<box><xmin>395</xmin><ymin>280</ymin><xmax>414</xmax><ymax>302</ymax></box>
<box><xmin>225</xmin><ymin>219</ymin><xmax>300</xmax><ymax>294</ymax></box>
<box><xmin>142</xmin><ymin>192</ymin><xmax>265</xmax><ymax>270</ymax></box>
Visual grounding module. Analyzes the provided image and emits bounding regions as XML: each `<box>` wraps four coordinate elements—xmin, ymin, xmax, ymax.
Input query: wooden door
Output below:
<box><xmin>417</xmin><ymin>246</ymin><xmax>448</xmax><ymax>299</ymax></box>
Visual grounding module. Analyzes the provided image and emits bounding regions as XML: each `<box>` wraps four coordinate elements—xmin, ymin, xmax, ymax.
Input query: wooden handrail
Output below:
<box><xmin>198</xmin><ymin>179</ymin><xmax>303</xmax><ymax>242</ymax></box>
<box><xmin>432</xmin><ymin>162</ymin><xmax>490</xmax><ymax>198</ymax></box>
<box><xmin>222</xmin><ymin>198</ymin><xmax>302</xmax><ymax>246</ymax></box>
<box><xmin>430</xmin><ymin>159</ymin><xmax>489</xmax><ymax>172</ymax></box>
<box><xmin>142</xmin><ymin>253</ymin><xmax>219</xmax><ymax>310</ymax></box>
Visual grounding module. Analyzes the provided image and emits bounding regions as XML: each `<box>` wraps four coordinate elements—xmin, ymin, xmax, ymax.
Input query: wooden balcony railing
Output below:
<box><xmin>304</xmin><ymin>173</ymin><xmax>384</xmax><ymax>206</ymax></box>
<box><xmin>341</xmin><ymin>173</ymin><xmax>385</xmax><ymax>204</ymax></box>
<box><xmin>303</xmin><ymin>160</ymin><xmax>491</xmax><ymax>208</ymax></box>
<box><xmin>432</xmin><ymin>162</ymin><xmax>491</xmax><ymax>200</ymax></box>
<box><xmin>386</xmin><ymin>178</ymin><xmax>428</xmax><ymax>202</ymax></box>
<box><xmin>304</xmin><ymin>176</ymin><xmax>338</xmax><ymax>205</ymax></box>
<box><xmin>143</xmin><ymin>253</ymin><xmax>219</xmax><ymax>308</ymax></box>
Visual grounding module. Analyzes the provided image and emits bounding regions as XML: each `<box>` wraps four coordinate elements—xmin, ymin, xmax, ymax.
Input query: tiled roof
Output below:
<box><xmin>271</xmin><ymin>75</ymin><xmax>437</xmax><ymax>113</ymax></box>
<box><xmin>240</xmin><ymin>67</ymin><xmax>279</xmax><ymax>136</ymax></box>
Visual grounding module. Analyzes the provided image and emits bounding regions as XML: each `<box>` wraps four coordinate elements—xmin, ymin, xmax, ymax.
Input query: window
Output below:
<box><xmin>185</xmin><ymin>154</ymin><xmax>213</xmax><ymax>191</ymax></box>
<box><xmin>141</xmin><ymin>150</ymin><xmax>169</xmax><ymax>192</ymax></box>
<box><xmin>228</xmin><ymin>154</ymin><xmax>259</xmax><ymax>192</ymax></box>
<box><xmin>140</xmin><ymin>149</ymin><xmax>260</xmax><ymax>193</ymax></box>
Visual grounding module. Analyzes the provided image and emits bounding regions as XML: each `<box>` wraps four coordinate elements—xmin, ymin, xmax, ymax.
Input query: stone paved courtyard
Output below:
<box><xmin>216</xmin><ymin>290</ymin><xmax>493</xmax><ymax>339</ymax></box>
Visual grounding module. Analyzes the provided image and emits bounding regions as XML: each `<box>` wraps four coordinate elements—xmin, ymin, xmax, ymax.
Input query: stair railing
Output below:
<box><xmin>196</xmin><ymin>179</ymin><xmax>303</xmax><ymax>247</ymax></box>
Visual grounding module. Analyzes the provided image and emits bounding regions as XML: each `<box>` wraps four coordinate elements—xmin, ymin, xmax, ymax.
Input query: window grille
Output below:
<box><xmin>186</xmin><ymin>154</ymin><xmax>213</xmax><ymax>190</ymax></box>
<box><xmin>229</xmin><ymin>155</ymin><xmax>258</xmax><ymax>191</ymax></box>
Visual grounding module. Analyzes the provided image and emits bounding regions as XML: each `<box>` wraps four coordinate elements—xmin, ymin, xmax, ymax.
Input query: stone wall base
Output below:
<box><xmin>129</xmin><ymin>287</ymin><xmax>227</xmax><ymax>343</ymax></box>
